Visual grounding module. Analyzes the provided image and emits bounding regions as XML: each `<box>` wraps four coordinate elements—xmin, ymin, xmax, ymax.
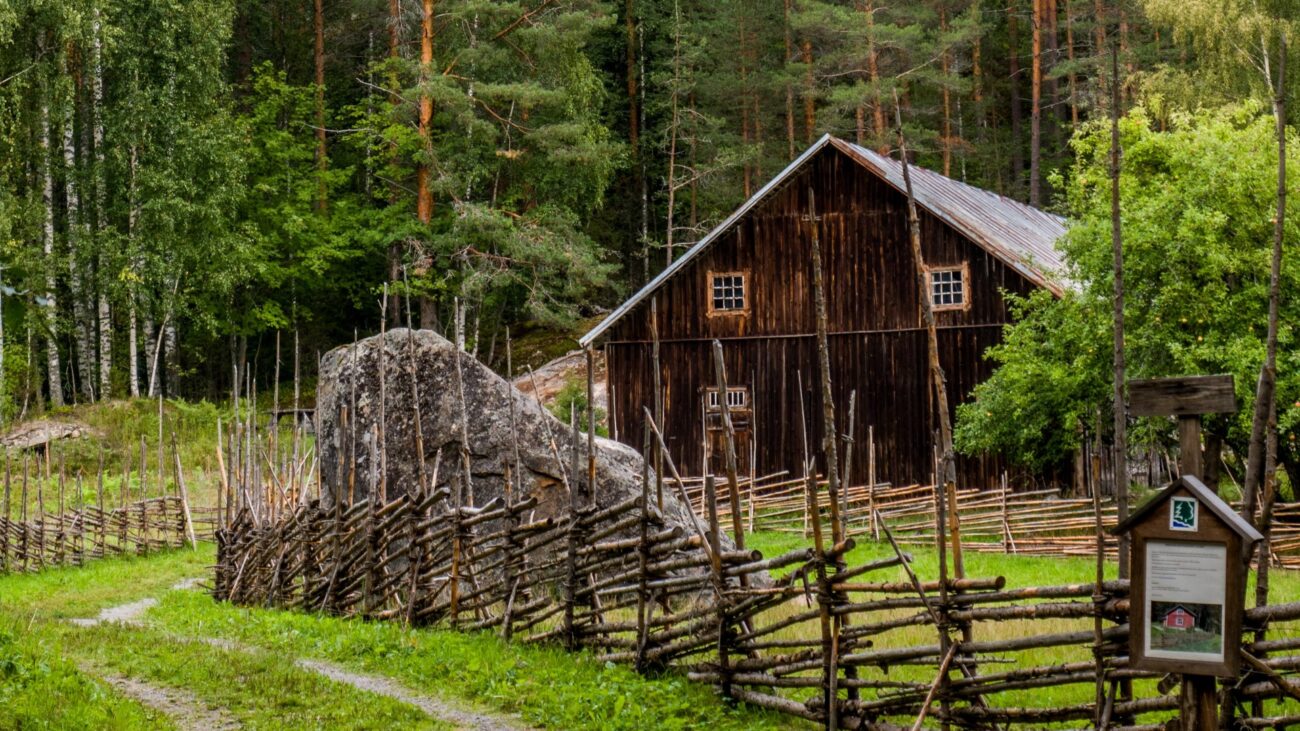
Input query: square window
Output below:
<box><xmin>929</xmin><ymin>267</ymin><xmax>966</xmax><ymax>310</ymax></box>
<box><xmin>709</xmin><ymin>272</ymin><xmax>747</xmax><ymax>314</ymax></box>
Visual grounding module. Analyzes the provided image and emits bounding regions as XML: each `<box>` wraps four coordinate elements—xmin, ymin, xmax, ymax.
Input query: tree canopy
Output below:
<box><xmin>955</xmin><ymin>104</ymin><xmax>1300</xmax><ymax>490</ymax></box>
<box><xmin>0</xmin><ymin>0</ymin><xmax>1296</xmax><ymax>426</ymax></box>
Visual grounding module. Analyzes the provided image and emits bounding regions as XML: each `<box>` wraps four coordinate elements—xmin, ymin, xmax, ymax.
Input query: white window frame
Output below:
<box><xmin>707</xmin><ymin>271</ymin><xmax>749</xmax><ymax>316</ymax></box>
<box><xmin>928</xmin><ymin>263</ymin><xmax>969</xmax><ymax>312</ymax></box>
<box><xmin>705</xmin><ymin>386</ymin><xmax>750</xmax><ymax>413</ymax></box>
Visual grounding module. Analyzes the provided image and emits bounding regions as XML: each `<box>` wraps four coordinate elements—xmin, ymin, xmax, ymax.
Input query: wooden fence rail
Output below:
<box><xmin>0</xmin><ymin>495</ymin><xmax>191</xmax><ymax>573</ymax></box>
<box><xmin>687</xmin><ymin>474</ymin><xmax>1300</xmax><ymax>569</ymax></box>
<box><xmin>215</xmin><ymin>472</ymin><xmax>1300</xmax><ymax>729</ymax></box>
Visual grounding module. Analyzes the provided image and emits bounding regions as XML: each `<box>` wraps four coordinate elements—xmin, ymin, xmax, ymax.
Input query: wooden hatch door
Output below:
<box><xmin>704</xmin><ymin>386</ymin><xmax>752</xmax><ymax>477</ymax></box>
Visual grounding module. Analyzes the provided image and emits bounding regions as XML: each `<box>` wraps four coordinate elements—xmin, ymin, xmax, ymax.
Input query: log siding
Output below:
<box><xmin>593</xmin><ymin>140</ymin><xmax>1066</xmax><ymax>489</ymax></box>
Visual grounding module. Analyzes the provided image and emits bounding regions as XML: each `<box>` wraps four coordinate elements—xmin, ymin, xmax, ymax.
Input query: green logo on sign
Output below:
<box><xmin>1170</xmin><ymin>497</ymin><xmax>1197</xmax><ymax>531</ymax></box>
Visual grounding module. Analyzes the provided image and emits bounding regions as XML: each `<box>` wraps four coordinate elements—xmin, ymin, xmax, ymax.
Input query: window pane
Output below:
<box><xmin>931</xmin><ymin>269</ymin><xmax>964</xmax><ymax>308</ymax></box>
<box><xmin>711</xmin><ymin>274</ymin><xmax>746</xmax><ymax>311</ymax></box>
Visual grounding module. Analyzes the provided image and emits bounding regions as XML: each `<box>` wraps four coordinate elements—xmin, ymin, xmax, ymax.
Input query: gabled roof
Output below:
<box><xmin>580</xmin><ymin>134</ymin><xmax>1069</xmax><ymax>347</ymax></box>
<box><xmin>1113</xmin><ymin>474</ymin><xmax>1263</xmax><ymax>543</ymax></box>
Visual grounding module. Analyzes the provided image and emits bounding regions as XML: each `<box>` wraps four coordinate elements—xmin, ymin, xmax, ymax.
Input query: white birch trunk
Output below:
<box><xmin>128</xmin><ymin>300</ymin><xmax>138</xmax><ymax>398</ymax></box>
<box><xmin>41</xmin><ymin>103</ymin><xmax>64</xmax><ymax>407</ymax></box>
<box><xmin>93</xmin><ymin>11</ymin><xmax>111</xmax><ymax>398</ymax></box>
<box><xmin>128</xmin><ymin>147</ymin><xmax>140</xmax><ymax>398</ymax></box>
<box><xmin>164</xmin><ymin>320</ymin><xmax>178</xmax><ymax>397</ymax></box>
<box><xmin>144</xmin><ymin>317</ymin><xmax>157</xmax><ymax>397</ymax></box>
<box><xmin>98</xmin><ymin>294</ymin><xmax>110</xmax><ymax>398</ymax></box>
<box><xmin>63</xmin><ymin>103</ymin><xmax>95</xmax><ymax>403</ymax></box>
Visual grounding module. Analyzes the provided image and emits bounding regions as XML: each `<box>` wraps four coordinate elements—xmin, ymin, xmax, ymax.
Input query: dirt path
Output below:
<box><xmin>297</xmin><ymin>658</ymin><xmax>536</xmax><ymax>731</ymax></box>
<box><xmin>69</xmin><ymin>579</ymin><xmax>203</xmax><ymax>627</ymax></box>
<box><xmin>93</xmin><ymin>672</ymin><xmax>242</xmax><ymax>731</ymax></box>
<box><xmin>70</xmin><ymin>582</ymin><xmax>540</xmax><ymax>731</ymax></box>
<box><xmin>69</xmin><ymin>597</ymin><xmax>157</xmax><ymax>627</ymax></box>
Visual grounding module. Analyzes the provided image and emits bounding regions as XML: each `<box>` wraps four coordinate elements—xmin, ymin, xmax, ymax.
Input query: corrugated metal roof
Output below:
<box><xmin>833</xmin><ymin>138</ymin><xmax>1068</xmax><ymax>296</ymax></box>
<box><xmin>580</xmin><ymin>134</ymin><xmax>1068</xmax><ymax>347</ymax></box>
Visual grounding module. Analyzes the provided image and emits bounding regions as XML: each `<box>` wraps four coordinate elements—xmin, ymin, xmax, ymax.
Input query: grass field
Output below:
<box><xmin>0</xmin><ymin>546</ymin><xmax>797</xmax><ymax>730</ymax></box>
<box><xmin>3</xmin><ymin>524</ymin><xmax>1298</xmax><ymax>728</ymax></box>
<box><xmin>4</xmin><ymin>396</ymin><xmax>1299</xmax><ymax>728</ymax></box>
<box><xmin>740</xmin><ymin>529</ymin><xmax>1300</xmax><ymax>721</ymax></box>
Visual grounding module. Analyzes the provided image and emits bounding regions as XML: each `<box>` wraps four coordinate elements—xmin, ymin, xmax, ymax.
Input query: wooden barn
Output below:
<box><xmin>580</xmin><ymin>135</ymin><xmax>1068</xmax><ymax>490</ymax></box>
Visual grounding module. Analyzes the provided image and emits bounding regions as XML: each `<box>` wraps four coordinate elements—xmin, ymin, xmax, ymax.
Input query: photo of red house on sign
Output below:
<box><xmin>1164</xmin><ymin>605</ymin><xmax>1196</xmax><ymax>630</ymax></box>
<box><xmin>1150</xmin><ymin>599</ymin><xmax>1223</xmax><ymax>657</ymax></box>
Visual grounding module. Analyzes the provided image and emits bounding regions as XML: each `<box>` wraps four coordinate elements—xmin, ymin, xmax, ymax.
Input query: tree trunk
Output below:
<box><xmin>972</xmin><ymin>0</ymin><xmax>984</xmax><ymax>106</ymax></box>
<box><xmin>860</xmin><ymin>3</ymin><xmax>885</xmax><ymax>152</ymax></box>
<box><xmin>63</xmin><ymin>100</ymin><xmax>95</xmax><ymax>403</ymax></box>
<box><xmin>1243</xmin><ymin>32</ymin><xmax>1286</xmax><ymax>524</ymax></box>
<box><xmin>1065</xmin><ymin>0</ymin><xmax>1078</xmax><ymax>126</ymax></box>
<box><xmin>93</xmin><ymin>9</ymin><xmax>110</xmax><ymax>399</ymax></box>
<box><xmin>1046</xmin><ymin>0</ymin><xmax>1061</xmax><ymax>126</ymax></box>
<box><xmin>144</xmin><ymin>318</ymin><xmax>156</xmax><ymax>397</ymax></box>
<box><xmin>98</xmin><ymin>294</ymin><xmax>111</xmax><ymax>399</ymax></box>
<box><xmin>749</xmin><ymin>35</ymin><xmax>763</xmax><ymax>182</ymax></box>
<box><xmin>1008</xmin><ymin>2</ymin><xmax>1025</xmax><ymax>190</ymax></box>
<box><xmin>783</xmin><ymin>0</ymin><xmax>796</xmax><ymax>159</ymax></box>
<box><xmin>420</xmin><ymin>297</ymin><xmax>439</xmax><ymax>332</ymax></box>
<box><xmin>314</xmin><ymin>0</ymin><xmax>327</xmax><ymax>212</ymax></box>
<box><xmin>626</xmin><ymin>0</ymin><xmax>638</xmax><ymax>151</ymax></box>
<box><xmin>740</xmin><ymin>19</ymin><xmax>752</xmax><ymax>197</ymax></box>
<box><xmin>666</xmin><ymin>0</ymin><xmax>682</xmax><ymax>263</ymax></box>
<box><xmin>1109</xmin><ymin>37</ymin><xmax>1130</xmax><ymax>578</ymax></box>
<box><xmin>1093</xmin><ymin>0</ymin><xmax>1104</xmax><ymax>63</ymax></box>
<box><xmin>387</xmin><ymin>0</ymin><xmax>403</xmax><ymax>327</ymax></box>
<box><xmin>940</xmin><ymin>9</ymin><xmax>953</xmax><ymax>176</ymax></box>
<box><xmin>128</xmin><ymin>299</ymin><xmax>139</xmax><ymax>398</ymax></box>
<box><xmin>1030</xmin><ymin>0</ymin><xmax>1043</xmax><ymax>206</ymax></box>
<box><xmin>40</xmin><ymin>102</ymin><xmax>64</xmax><ymax>408</ymax></box>
<box><xmin>802</xmin><ymin>39</ymin><xmax>815</xmax><ymax>143</ymax></box>
<box><xmin>164</xmin><ymin>321</ymin><xmax>179</xmax><ymax>398</ymax></box>
<box><xmin>128</xmin><ymin>145</ymin><xmax>140</xmax><ymax>398</ymax></box>
<box><xmin>416</xmin><ymin>0</ymin><xmax>434</xmax><ymax>224</ymax></box>
<box><xmin>1203</xmin><ymin>431</ymin><xmax>1223</xmax><ymax>493</ymax></box>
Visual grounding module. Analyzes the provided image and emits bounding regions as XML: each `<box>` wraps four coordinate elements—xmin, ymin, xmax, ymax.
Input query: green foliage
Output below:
<box><xmin>955</xmin><ymin>290</ymin><xmax>1110</xmax><ymax>472</ymax></box>
<box><xmin>956</xmin><ymin>105</ymin><xmax>1300</xmax><ymax>481</ymax></box>
<box><xmin>549</xmin><ymin>377</ymin><xmax>609</xmax><ymax>437</ymax></box>
<box><xmin>348</xmin><ymin>0</ymin><xmax>622</xmax><ymax>331</ymax></box>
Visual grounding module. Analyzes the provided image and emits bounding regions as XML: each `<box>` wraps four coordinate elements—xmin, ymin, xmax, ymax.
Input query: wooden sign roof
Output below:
<box><xmin>1114</xmin><ymin>474</ymin><xmax>1262</xmax><ymax>543</ymax></box>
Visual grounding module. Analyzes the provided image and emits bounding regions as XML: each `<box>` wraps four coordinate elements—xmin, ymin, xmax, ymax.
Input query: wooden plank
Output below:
<box><xmin>1128</xmin><ymin>375</ymin><xmax>1236</xmax><ymax>417</ymax></box>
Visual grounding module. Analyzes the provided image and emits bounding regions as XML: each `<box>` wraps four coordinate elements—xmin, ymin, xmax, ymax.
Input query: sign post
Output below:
<box><xmin>1119</xmin><ymin>375</ymin><xmax>1260</xmax><ymax>731</ymax></box>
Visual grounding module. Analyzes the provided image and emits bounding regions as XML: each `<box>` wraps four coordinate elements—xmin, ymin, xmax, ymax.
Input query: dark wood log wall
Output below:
<box><xmin>604</xmin><ymin>145</ymin><xmax>1047</xmax><ymax>489</ymax></box>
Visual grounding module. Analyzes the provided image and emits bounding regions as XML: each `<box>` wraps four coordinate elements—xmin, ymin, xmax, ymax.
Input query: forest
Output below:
<box><xmin>0</xmin><ymin>0</ymin><xmax>1296</xmax><ymax>483</ymax></box>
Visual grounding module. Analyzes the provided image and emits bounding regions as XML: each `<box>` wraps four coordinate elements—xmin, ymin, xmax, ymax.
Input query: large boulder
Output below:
<box><xmin>316</xmin><ymin>329</ymin><xmax>701</xmax><ymax>535</ymax></box>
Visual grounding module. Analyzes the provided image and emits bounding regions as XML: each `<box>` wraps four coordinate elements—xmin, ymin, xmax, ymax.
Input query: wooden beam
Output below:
<box><xmin>1128</xmin><ymin>375</ymin><xmax>1236</xmax><ymax>417</ymax></box>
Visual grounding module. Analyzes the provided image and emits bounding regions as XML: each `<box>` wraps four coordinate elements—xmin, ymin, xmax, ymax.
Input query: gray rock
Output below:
<box><xmin>315</xmin><ymin>329</ymin><xmax>703</xmax><ymax>538</ymax></box>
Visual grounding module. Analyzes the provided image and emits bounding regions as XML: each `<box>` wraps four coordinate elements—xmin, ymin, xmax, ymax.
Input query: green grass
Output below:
<box><xmin>0</xmin><ymin>619</ymin><xmax>173</xmax><ymax>730</ymax></box>
<box><xmin>148</xmin><ymin>591</ymin><xmax>796</xmax><ymax>731</ymax></box>
<box><xmin>0</xmin><ymin>546</ymin><xmax>214</xmax><ymax>619</ymax></box>
<box><xmin>0</xmin><ymin>547</ymin><xmax>446</xmax><ymax>730</ymax></box>
<box><xmin>0</xmin><ymin>546</ymin><xmax>799</xmax><ymax>730</ymax></box>
<box><xmin>741</xmin><ymin>529</ymin><xmax>1300</xmax><ymax>722</ymax></box>
<box><xmin>5</xmin><ymin>520</ymin><xmax>1297</xmax><ymax>729</ymax></box>
<box><xmin>63</xmin><ymin>622</ymin><xmax>448</xmax><ymax>730</ymax></box>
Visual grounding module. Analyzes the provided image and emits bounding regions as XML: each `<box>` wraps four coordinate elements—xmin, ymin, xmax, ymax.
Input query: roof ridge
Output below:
<box><xmin>580</xmin><ymin>135</ymin><xmax>1068</xmax><ymax>347</ymax></box>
